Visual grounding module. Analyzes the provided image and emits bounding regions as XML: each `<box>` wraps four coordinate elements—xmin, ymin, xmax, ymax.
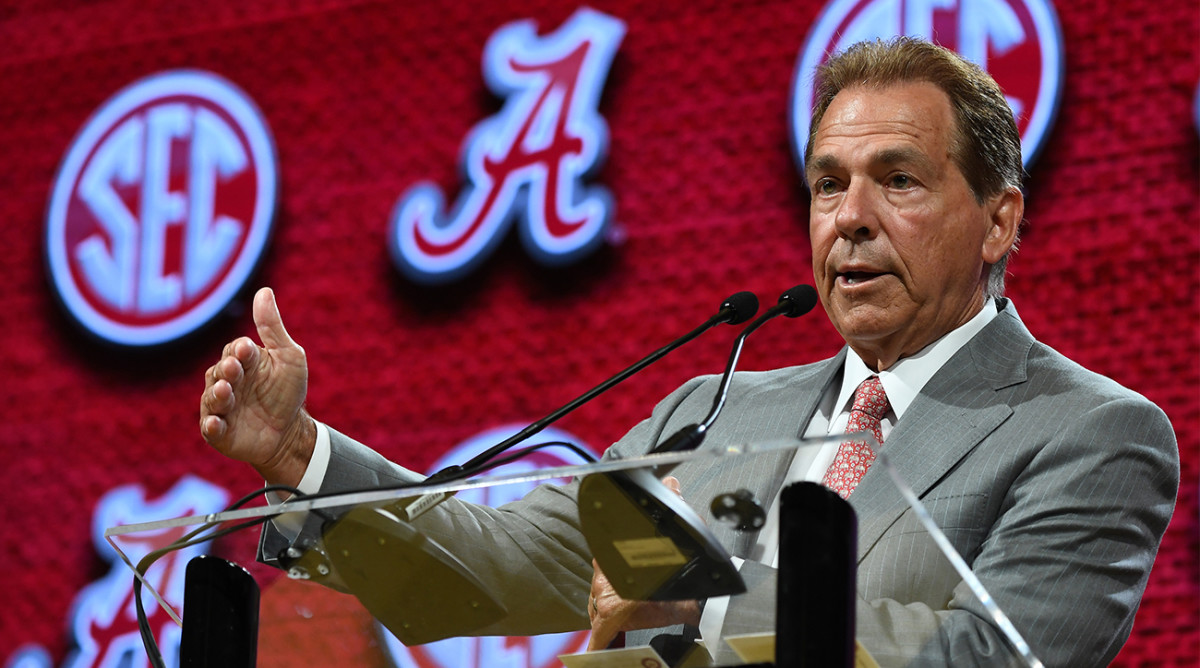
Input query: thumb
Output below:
<box><xmin>661</xmin><ymin>475</ymin><xmax>682</xmax><ymax>495</ymax></box>
<box><xmin>253</xmin><ymin>287</ymin><xmax>299</xmax><ymax>351</ymax></box>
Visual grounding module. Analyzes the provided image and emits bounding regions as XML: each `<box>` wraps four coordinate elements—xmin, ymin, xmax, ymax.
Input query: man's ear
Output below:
<box><xmin>982</xmin><ymin>187</ymin><xmax>1024</xmax><ymax>264</ymax></box>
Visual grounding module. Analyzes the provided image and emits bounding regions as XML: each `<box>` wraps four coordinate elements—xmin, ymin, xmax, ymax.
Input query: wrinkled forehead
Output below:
<box><xmin>805</xmin><ymin>83</ymin><xmax>958</xmax><ymax>172</ymax></box>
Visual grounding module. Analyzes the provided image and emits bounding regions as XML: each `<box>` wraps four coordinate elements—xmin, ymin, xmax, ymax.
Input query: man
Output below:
<box><xmin>200</xmin><ymin>38</ymin><xmax>1178</xmax><ymax>666</ymax></box>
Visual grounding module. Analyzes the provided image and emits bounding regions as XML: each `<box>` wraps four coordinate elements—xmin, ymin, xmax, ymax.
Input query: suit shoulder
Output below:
<box><xmin>1026</xmin><ymin>341</ymin><xmax>1162</xmax><ymax>408</ymax></box>
<box><xmin>679</xmin><ymin>359</ymin><xmax>839</xmax><ymax>405</ymax></box>
<box><xmin>1021</xmin><ymin>342</ymin><xmax>1176</xmax><ymax>448</ymax></box>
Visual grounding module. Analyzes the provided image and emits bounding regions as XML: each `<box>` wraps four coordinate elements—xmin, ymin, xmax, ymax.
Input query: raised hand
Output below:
<box><xmin>200</xmin><ymin>287</ymin><xmax>315</xmax><ymax>487</ymax></box>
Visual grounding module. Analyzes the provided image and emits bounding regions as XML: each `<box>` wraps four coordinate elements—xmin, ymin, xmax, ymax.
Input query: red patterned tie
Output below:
<box><xmin>822</xmin><ymin>376</ymin><xmax>890</xmax><ymax>499</ymax></box>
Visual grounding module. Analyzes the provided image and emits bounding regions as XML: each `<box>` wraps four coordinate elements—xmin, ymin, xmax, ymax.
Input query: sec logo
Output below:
<box><xmin>381</xmin><ymin>424</ymin><xmax>597</xmax><ymax>668</ymax></box>
<box><xmin>45</xmin><ymin>70</ymin><xmax>278</xmax><ymax>347</ymax></box>
<box><xmin>790</xmin><ymin>0</ymin><xmax>1064</xmax><ymax>168</ymax></box>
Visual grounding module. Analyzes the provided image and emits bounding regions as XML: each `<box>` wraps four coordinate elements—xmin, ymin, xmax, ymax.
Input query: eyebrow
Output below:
<box><xmin>875</xmin><ymin>147</ymin><xmax>937</xmax><ymax>173</ymax></box>
<box><xmin>805</xmin><ymin>146</ymin><xmax>938</xmax><ymax>183</ymax></box>
<box><xmin>804</xmin><ymin>154</ymin><xmax>841</xmax><ymax>183</ymax></box>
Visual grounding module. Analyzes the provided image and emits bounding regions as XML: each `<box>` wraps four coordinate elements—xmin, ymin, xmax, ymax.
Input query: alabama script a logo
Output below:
<box><xmin>4</xmin><ymin>476</ymin><xmax>229</xmax><ymax>668</ymax></box>
<box><xmin>389</xmin><ymin>9</ymin><xmax>625</xmax><ymax>285</ymax></box>
<box><xmin>790</xmin><ymin>0</ymin><xmax>1064</xmax><ymax>168</ymax></box>
<box><xmin>45</xmin><ymin>70</ymin><xmax>278</xmax><ymax>347</ymax></box>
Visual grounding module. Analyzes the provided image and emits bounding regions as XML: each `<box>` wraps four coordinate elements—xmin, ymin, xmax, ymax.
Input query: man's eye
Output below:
<box><xmin>815</xmin><ymin>179</ymin><xmax>840</xmax><ymax>195</ymax></box>
<box><xmin>889</xmin><ymin>174</ymin><xmax>912</xmax><ymax>189</ymax></box>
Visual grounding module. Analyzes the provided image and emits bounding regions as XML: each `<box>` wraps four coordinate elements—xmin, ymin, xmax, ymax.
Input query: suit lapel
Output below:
<box><xmin>850</xmin><ymin>303</ymin><xmax>1034</xmax><ymax>563</ymax></box>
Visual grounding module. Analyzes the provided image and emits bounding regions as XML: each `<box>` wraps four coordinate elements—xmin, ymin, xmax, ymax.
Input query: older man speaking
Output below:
<box><xmin>200</xmin><ymin>38</ymin><xmax>1178</xmax><ymax>667</ymax></box>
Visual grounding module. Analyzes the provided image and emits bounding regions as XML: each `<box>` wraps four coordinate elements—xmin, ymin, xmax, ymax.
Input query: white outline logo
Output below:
<box><xmin>389</xmin><ymin>8</ymin><xmax>625</xmax><ymax>285</ymax></box>
<box><xmin>45</xmin><ymin>70</ymin><xmax>278</xmax><ymax>347</ymax></box>
<box><xmin>3</xmin><ymin>476</ymin><xmax>229</xmax><ymax>668</ymax></box>
<box><xmin>790</xmin><ymin>0</ymin><xmax>1064</xmax><ymax>169</ymax></box>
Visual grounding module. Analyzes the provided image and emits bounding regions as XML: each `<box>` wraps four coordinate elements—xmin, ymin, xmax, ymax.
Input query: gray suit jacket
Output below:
<box><xmin>262</xmin><ymin>300</ymin><xmax>1178</xmax><ymax>667</ymax></box>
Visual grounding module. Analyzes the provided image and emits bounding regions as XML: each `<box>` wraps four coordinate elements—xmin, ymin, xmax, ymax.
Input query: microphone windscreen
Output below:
<box><xmin>778</xmin><ymin>284</ymin><xmax>819</xmax><ymax>318</ymax></box>
<box><xmin>721</xmin><ymin>291</ymin><xmax>759</xmax><ymax>325</ymax></box>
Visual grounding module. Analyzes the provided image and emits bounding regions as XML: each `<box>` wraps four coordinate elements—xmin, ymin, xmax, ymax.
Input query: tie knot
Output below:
<box><xmin>851</xmin><ymin>376</ymin><xmax>890</xmax><ymax>422</ymax></box>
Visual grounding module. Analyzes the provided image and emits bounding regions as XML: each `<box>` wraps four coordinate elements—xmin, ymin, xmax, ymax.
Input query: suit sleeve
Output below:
<box><xmin>256</xmin><ymin>375</ymin><xmax>714</xmax><ymax>639</ymax></box>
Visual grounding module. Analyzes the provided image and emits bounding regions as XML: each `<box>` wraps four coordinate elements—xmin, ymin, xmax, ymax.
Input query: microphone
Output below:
<box><xmin>424</xmin><ymin>290</ymin><xmax>760</xmax><ymax>485</ymax></box>
<box><xmin>389</xmin><ymin>290</ymin><xmax>758</xmax><ymax>521</ymax></box>
<box><xmin>716</xmin><ymin>290</ymin><xmax>762</xmax><ymax>325</ymax></box>
<box><xmin>295</xmin><ymin>292</ymin><xmax>761</xmax><ymax>647</ymax></box>
<box><xmin>577</xmin><ymin>285</ymin><xmax>818</xmax><ymax>602</ymax></box>
<box><xmin>651</xmin><ymin>284</ymin><xmax>819</xmax><ymax>456</ymax></box>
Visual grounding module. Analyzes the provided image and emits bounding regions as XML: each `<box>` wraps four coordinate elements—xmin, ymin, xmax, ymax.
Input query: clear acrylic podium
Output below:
<box><xmin>106</xmin><ymin>434</ymin><xmax>1044</xmax><ymax>668</ymax></box>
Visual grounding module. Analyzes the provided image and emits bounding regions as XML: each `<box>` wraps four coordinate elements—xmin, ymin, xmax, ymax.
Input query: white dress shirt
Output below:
<box><xmin>699</xmin><ymin>298</ymin><xmax>998</xmax><ymax>645</ymax></box>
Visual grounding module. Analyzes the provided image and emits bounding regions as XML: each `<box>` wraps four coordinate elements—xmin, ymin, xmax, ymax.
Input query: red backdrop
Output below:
<box><xmin>0</xmin><ymin>0</ymin><xmax>1196</xmax><ymax>666</ymax></box>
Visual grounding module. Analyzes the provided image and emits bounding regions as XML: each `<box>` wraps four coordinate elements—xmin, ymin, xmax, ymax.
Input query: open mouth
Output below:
<box><xmin>838</xmin><ymin>271</ymin><xmax>885</xmax><ymax>286</ymax></box>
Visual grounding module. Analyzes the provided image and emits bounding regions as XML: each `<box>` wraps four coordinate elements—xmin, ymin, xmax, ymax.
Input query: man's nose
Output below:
<box><xmin>833</xmin><ymin>180</ymin><xmax>879</xmax><ymax>240</ymax></box>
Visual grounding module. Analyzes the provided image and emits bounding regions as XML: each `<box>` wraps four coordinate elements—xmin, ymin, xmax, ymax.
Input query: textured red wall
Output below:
<box><xmin>0</xmin><ymin>0</ymin><xmax>1196</xmax><ymax>666</ymax></box>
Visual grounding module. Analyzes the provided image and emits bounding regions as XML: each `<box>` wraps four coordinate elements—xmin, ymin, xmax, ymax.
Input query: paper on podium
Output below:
<box><xmin>723</xmin><ymin>632</ymin><xmax>880</xmax><ymax>667</ymax></box>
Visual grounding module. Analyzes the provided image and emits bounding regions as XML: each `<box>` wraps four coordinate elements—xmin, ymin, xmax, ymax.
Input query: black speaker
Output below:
<box><xmin>179</xmin><ymin>555</ymin><xmax>259</xmax><ymax>667</ymax></box>
<box><xmin>776</xmin><ymin>482</ymin><xmax>857</xmax><ymax>667</ymax></box>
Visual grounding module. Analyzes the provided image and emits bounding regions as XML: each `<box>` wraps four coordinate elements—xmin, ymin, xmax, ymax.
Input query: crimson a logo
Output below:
<box><xmin>388</xmin><ymin>8</ymin><xmax>625</xmax><ymax>285</ymax></box>
<box><xmin>380</xmin><ymin>424</ymin><xmax>598</xmax><ymax>668</ymax></box>
<box><xmin>790</xmin><ymin>0</ymin><xmax>1065</xmax><ymax>168</ymax></box>
<box><xmin>45</xmin><ymin>70</ymin><xmax>278</xmax><ymax>347</ymax></box>
<box><xmin>4</xmin><ymin>476</ymin><xmax>229</xmax><ymax>668</ymax></box>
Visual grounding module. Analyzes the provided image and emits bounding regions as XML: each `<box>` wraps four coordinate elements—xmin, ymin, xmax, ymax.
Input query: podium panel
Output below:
<box><xmin>107</xmin><ymin>435</ymin><xmax>1043</xmax><ymax>667</ymax></box>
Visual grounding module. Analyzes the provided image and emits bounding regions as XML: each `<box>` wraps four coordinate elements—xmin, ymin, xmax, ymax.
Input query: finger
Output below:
<box><xmin>212</xmin><ymin>378</ymin><xmax>234</xmax><ymax>409</ymax></box>
<box><xmin>588</xmin><ymin>603</ymin><xmax>635</xmax><ymax>651</ymax></box>
<box><xmin>214</xmin><ymin>354</ymin><xmax>242</xmax><ymax>383</ymax></box>
<box><xmin>587</xmin><ymin>595</ymin><xmax>633</xmax><ymax>652</ymax></box>
<box><xmin>217</xmin><ymin>337</ymin><xmax>257</xmax><ymax>375</ymax></box>
<box><xmin>589</xmin><ymin>558</ymin><xmax>609</xmax><ymax>601</ymax></box>
<box><xmin>227</xmin><ymin>340</ymin><xmax>257</xmax><ymax>375</ymax></box>
<box><xmin>200</xmin><ymin>414</ymin><xmax>226</xmax><ymax>443</ymax></box>
<box><xmin>662</xmin><ymin>475</ymin><xmax>682</xmax><ymax>495</ymax></box>
<box><xmin>587</xmin><ymin>617</ymin><xmax>621</xmax><ymax>652</ymax></box>
<box><xmin>587</xmin><ymin>559</ymin><xmax>627</xmax><ymax>650</ymax></box>
<box><xmin>253</xmin><ymin>287</ymin><xmax>298</xmax><ymax>351</ymax></box>
<box><xmin>201</xmin><ymin>379</ymin><xmax>235</xmax><ymax>417</ymax></box>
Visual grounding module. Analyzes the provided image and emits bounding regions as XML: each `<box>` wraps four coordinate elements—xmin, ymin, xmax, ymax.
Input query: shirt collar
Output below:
<box><xmin>835</xmin><ymin>298</ymin><xmax>998</xmax><ymax>420</ymax></box>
